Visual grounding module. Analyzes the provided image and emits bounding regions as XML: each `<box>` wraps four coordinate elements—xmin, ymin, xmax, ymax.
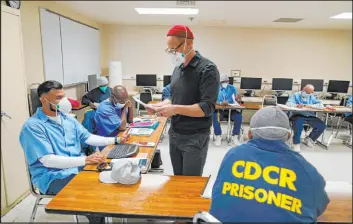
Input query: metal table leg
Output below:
<box><xmin>316</xmin><ymin>112</ymin><xmax>332</xmax><ymax>150</ymax></box>
<box><xmin>226</xmin><ymin>109</ymin><xmax>231</xmax><ymax>143</ymax></box>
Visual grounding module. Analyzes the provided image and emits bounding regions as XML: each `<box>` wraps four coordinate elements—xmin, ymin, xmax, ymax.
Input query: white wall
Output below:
<box><xmin>101</xmin><ymin>25</ymin><xmax>352</xmax><ymax>91</ymax></box>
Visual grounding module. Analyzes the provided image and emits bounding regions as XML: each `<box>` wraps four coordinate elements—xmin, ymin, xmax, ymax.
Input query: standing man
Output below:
<box><xmin>149</xmin><ymin>25</ymin><xmax>220</xmax><ymax>176</ymax></box>
<box><xmin>213</xmin><ymin>74</ymin><xmax>243</xmax><ymax>146</ymax></box>
<box><xmin>82</xmin><ymin>76</ymin><xmax>111</xmax><ymax>109</ymax></box>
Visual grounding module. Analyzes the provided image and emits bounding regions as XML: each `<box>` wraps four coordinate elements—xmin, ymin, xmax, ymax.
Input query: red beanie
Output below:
<box><xmin>167</xmin><ymin>25</ymin><xmax>194</xmax><ymax>39</ymax></box>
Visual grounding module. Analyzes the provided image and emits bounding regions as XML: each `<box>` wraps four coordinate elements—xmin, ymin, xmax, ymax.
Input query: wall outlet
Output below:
<box><xmin>293</xmin><ymin>80</ymin><xmax>300</xmax><ymax>84</ymax></box>
<box><xmin>122</xmin><ymin>75</ymin><xmax>135</xmax><ymax>80</ymax></box>
<box><xmin>157</xmin><ymin>75</ymin><xmax>163</xmax><ymax>81</ymax></box>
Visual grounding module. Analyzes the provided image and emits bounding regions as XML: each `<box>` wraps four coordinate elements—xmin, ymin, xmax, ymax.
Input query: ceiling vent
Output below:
<box><xmin>176</xmin><ymin>1</ymin><xmax>196</xmax><ymax>7</ymax></box>
<box><xmin>273</xmin><ymin>18</ymin><xmax>303</xmax><ymax>23</ymax></box>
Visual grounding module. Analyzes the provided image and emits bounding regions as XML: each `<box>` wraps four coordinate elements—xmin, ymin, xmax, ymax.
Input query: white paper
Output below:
<box><xmin>277</xmin><ymin>104</ymin><xmax>305</xmax><ymax>111</ymax></box>
<box><xmin>132</xmin><ymin>96</ymin><xmax>155</xmax><ymax>110</ymax></box>
<box><xmin>201</xmin><ymin>175</ymin><xmax>217</xmax><ymax>199</ymax></box>
<box><xmin>325</xmin><ymin>181</ymin><xmax>352</xmax><ymax>194</ymax></box>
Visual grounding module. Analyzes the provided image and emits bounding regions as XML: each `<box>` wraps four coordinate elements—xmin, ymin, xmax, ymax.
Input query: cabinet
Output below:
<box><xmin>1</xmin><ymin>5</ymin><xmax>30</xmax><ymax>216</ymax></box>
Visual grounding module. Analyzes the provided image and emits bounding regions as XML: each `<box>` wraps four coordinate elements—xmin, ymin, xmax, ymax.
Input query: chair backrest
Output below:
<box><xmin>193</xmin><ymin>211</ymin><xmax>221</xmax><ymax>223</ymax></box>
<box><xmin>262</xmin><ymin>95</ymin><xmax>277</xmax><ymax>107</ymax></box>
<box><xmin>137</xmin><ymin>92</ymin><xmax>153</xmax><ymax>110</ymax></box>
<box><xmin>28</xmin><ymin>84</ymin><xmax>42</xmax><ymax>116</ymax></box>
<box><xmin>277</xmin><ymin>96</ymin><xmax>289</xmax><ymax>105</ymax></box>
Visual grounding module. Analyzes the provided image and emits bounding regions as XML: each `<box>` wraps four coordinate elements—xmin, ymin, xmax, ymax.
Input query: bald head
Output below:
<box><xmin>110</xmin><ymin>85</ymin><xmax>129</xmax><ymax>104</ymax></box>
<box><xmin>303</xmin><ymin>84</ymin><xmax>314</xmax><ymax>94</ymax></box>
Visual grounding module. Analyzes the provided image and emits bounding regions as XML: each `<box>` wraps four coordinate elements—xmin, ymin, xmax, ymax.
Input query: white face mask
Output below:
<box><xmin>221</xmin><ymin>83</ymin><xmax>228</xmax><ymax>89</ymax></box>
<box><xmin>46</xmin><ymin>97</ymin><xmax>72</xmax><ymax>116</ymax></box>
<box><xmin>115</xmin><ymin>103</ymin><xmax>126</xmax><ymax>109</ymax></box>
<box><xmin>250</xmin><ymin>126</ymin><xmax>291</xmax><ymax>141</ymax></box>
<box><xmin>171</xmin><ymin>52</ymin><xmax>185</xmax><ymax>67</ymax></box>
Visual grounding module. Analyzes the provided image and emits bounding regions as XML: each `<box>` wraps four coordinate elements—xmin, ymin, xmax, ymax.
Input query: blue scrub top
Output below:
<box><xmin>286</xmin><ymin>91</ymin><xmax>323</xmax><ymax>117</ymax></box>
<box><xmin>94</xmin><ymin>99</ymin><xmax>129</xmax><ymax>137</ymax></box>
<box><xmin>217</xmin><ymin>84</ymin><xmax>237</xmax><ymax>104</ymax></box>
<box><xmin>19</xmin><ymin>108</ymin><xmax>91</xmax><ymax>194</ymax></box>
<box><xmin>162</xmin><ymin>84</ymin><xmax>171</xmax><ymax>101</ymax></box>
<box><xmin>209</xmin><ymin>138</ymin><xmax>329</xmax><ymax>223</ymax></box>
<box><xmin>345</xmin><ymin>96</ymin><xmax>352</xmax><ymax>117</ymax></box>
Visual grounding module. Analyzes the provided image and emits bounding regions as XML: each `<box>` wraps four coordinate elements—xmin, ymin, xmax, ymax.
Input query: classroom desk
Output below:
<box><xmin>241</xmin><ymin>97</ymin><xmax>341</xmax><ymax>106</ymax></box>
<box><xmin>216</xmin><ymin>104</ymin><xmax>351</xmax><ymax>148</ymax></box>
<box><xmin>45</xmin><ymin>173</ymin><xmax>352</xmax><ymax>222</ymax></box>
<box><xmin>84</xmin><ymin>117</ymin><xmax>167</xmax><ymax>173</ymax></box>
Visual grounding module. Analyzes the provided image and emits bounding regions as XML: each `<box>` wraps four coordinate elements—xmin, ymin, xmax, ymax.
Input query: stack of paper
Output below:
<box><xmin>129</xmin><ymin>121</ymin><xmax>159</xmax><ymax>129</ymax></box>
<box><xmin>128</xmin><ymin>128</ymin><xmax>154</xmax><ymax>136</ymax></box>
<box><xmin>201</xmin><ymin>175</ymin><xmax>217</xmax><ymax>199</ymax></box>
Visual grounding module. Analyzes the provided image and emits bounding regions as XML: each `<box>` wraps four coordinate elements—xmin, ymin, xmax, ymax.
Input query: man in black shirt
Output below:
<box><xmin>149</xmin><ymin>25</ymin><xmax>220</xmax><ymax>176</ymax></box>
<box><xmin>82</xmin><ymin>76</ymin><xmax>112</xmax><ymax>109</ymax></box>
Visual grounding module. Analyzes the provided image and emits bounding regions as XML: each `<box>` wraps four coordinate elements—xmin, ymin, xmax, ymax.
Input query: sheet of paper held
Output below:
<box><xmin>201</xmin><ymin>175</ymin><xmax>217</xmax><ymax>199</ymax></box>
<box><xmin>277</xmin><ymin>104</ymin><xmax>305</xmax><ymax>111</ymax></box>
<box><xmin>132</xmin><ymin>96</ymin><xmax>156</xmax><ymax>111</ymax></box>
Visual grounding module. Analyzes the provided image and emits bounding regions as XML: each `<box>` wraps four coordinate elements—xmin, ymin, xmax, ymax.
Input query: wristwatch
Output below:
<box><xmin>114</xmin><ymin>137</ymin><xmax>120</xmax><ymax>145</ymax></box>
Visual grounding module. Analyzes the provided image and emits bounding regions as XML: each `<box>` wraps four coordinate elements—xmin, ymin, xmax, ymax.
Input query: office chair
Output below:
<box><xmin>262</xmin><ymin>95</ymin><xmax>277</xmax><ymax>107</ymax></box>
<box><xmin>193</xmin><ymin>211</ymin><xmax>221</xmax><ymax>223</ymax></box>
<box><xmin>27</xmin><ymin>83</ymin><xmax>42</xmax><ymax>116</ymax></box>
<box><xmin>23</xmin><ymin>156</ymin><xmax>78</xmax><ymax>223</ymax></box>
<box><xmin>136</xmin><ymin>92</ymin><xmax>153</xmax><ymax>116</ymax></box>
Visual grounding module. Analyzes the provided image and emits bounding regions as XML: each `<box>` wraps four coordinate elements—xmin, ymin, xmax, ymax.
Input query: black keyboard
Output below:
<box><xmin>107</xmin><ymin>144</ymin><xmax>139</xmax><ymax>159</ymax></box>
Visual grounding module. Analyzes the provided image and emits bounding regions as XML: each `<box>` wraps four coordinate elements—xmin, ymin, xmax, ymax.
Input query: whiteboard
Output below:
<box><xmin>39</xmin><ymin>8</ymin><xmax>64</xmax><ymax>84</ymax></box>
<box><xmin>39</xmin><ymin>9</ymin><xmax>100</xmax><ymax>86</ymax></box>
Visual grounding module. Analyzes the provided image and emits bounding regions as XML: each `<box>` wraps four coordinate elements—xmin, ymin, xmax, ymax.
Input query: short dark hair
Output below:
<box><xmin>37</xmin><ymin>80</ymin><xmax>63</xmax><ymax>98</ymax></box>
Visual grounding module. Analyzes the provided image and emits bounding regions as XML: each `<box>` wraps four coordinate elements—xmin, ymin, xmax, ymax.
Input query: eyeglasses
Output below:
<box><xmin>165</xmin><ymin>41</ymin><xmax>184</xmax><ymax>55</ymax></box>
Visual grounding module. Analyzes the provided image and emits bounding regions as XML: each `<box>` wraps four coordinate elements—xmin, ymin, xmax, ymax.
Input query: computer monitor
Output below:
<box><xmin>272</xmin><ymin>78</ymin><xmax>293</xmax><ymax>91</ymax></box>
<box><xmin>229</xmin><ymin>77</ymin><xmax>234</xmax><ymax>85</ymax></box>
<box><xmin>327</xmin><ymin>80</ymin><xmax>350</xmax><ymax>93</ymax></box>
<box><xmin>240</xmin><ymin>77</ymin><xmax>262</xmax><ymax>90</ymax></box>
<box><xmin>136</xmin><ymin>74</ymin><xmax>157</xmax><ymax>87</ymax></box>
<box><xmin>163</xmin><ymin>75</ymin><xmax>172</xmax><ymax>87</ymax></box>
<box><xmin>300</xmin><ymin>79</ymin><xmax>324</xmax><ymax>92</ymax></box>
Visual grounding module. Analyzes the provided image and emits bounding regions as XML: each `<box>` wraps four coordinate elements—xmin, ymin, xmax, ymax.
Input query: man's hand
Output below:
<box><xmin>85</xmin><ymin>153</ymin><xmax>105</xmax><ymax>165</ymax></box>
<box><xmin>89</xmin><ymin>103</ymin><xmax>97</xmax><ymax>109</ymax></box>
<box><xmin>120</xmin><ymin>129</ymin><xmax>130</xmax><ymax>144</ymax></box>
<box><xmin>125</xmin><ymin>100</ymin><xmax>132</xmax><ymax>108</ymax></box>
<box><xmin>155</xmin><ymin>104</ymin><xmax>177</xmax><ymax>118</ymax></box>
<box><xmin>146</xmin><ymin>105</ymin><xmax>160</xmax><ymax>115</ymax></box>
<box><xmin>297</xmin><ymin>104</ymin><xmax>304</xmax><ymax>108</ymax></box>
<box><xmin>221</xmin><ymin>100</ymin><xmax>229</xmax><ymax>106</ymax></box>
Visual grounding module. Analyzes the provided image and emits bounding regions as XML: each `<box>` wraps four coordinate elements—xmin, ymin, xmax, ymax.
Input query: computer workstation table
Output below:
<box><xmin>241</xmin><ymin>97</ymin><xmax>341</xmax><ymax>105</ymax></box>
<box><xmin>45</xmin><ymin>172</ymin><xmax>351</xmax><ymax>222</ymax></box>
<box><xmin>216</xmin><ymin>104</ymin><xmax>352</xmax><ymax>149</ymax></box>
<box><xmin>84</xmin><ymin>116</ymin><xmax>167</xmax><ymax>173</ymax></box>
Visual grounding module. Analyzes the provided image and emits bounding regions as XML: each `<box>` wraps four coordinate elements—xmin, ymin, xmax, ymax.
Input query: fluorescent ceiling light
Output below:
<box><xmin>330</xmin><ymin>12</ymin><xmax>352</xmax><ymax>19</ymax></box>
<box><xmin>135</xmin><ymin>8</ymin><xmax>199</xmax><ymax>15</ymax></box>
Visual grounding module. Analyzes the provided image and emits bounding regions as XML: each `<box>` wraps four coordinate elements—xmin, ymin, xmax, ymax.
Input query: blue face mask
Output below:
<box><xmin>115</xmin><ymin>103</ymin><xmax>126</xmax><ymax>109</ymax></box>
<box><xmin>99</xmin><ymin>86</ymin><xmax>108</xmax><ymax>93</ymax></box>
<box><xmin>302</xmin><ymin>91</ymin><xmax>312</xmax><ymax>99</ymax></box>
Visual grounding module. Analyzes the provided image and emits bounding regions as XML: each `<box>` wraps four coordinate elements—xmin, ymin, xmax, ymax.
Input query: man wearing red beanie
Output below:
<box><xmin>150</xmin><ymin>25</ymin><xmax>220</xmax><ymax>176</ymax></box>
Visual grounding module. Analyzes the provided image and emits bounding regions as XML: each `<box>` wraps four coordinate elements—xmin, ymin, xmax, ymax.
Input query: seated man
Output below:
<box><xmin>94</xmin><ymin>85</ymin><xmax>133</xmax><ymax>138</ymax></box>
<box><xmin>213</xmin><ymin>74</ymin><xmax>242</xmax><ymax>146</ymax></box>
<box><xmin>19</xmin><ymin>81</ymin><xmax>129</xmax><ymax>223</ymax></box>
<box><xmin>209</xmin><ymin>106</ymin><xmax>329</xmax><ymax>223</ymax></box>
<box><xmin>82</xmin><ymin>76</ymin><xmax>111</xmax><ymax>109</ymax></box>
<box><xmin>162</xmin><ymin>84</ymin><xmax>171</xmax><ymax>101</ymax></box>
<box><xmin>286</xmin><ymin>84</ymin><xmax>326</xmax><ymax>152</ymax></box>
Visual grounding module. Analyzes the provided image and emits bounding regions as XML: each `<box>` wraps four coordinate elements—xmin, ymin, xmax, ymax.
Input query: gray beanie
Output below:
<box><xmin>250</xmin><ymin>106</ymin><xmax>290</xmax><ymax>141</ymax></box>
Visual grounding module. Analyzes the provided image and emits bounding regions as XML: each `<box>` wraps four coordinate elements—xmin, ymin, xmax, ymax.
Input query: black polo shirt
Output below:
<box><xmin>169</xmin><ymin>51</ymin><xmax>220</xmax><ymax>135</ymax></box>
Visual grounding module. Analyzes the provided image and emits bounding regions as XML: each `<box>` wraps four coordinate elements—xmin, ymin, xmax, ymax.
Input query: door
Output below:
<box><xmin>1</xmin><ymin>7</ymin><xmax>29</xmax><ymax>208</ymax></box>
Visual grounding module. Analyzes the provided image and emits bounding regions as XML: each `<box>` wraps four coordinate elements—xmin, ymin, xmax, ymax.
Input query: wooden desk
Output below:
<box><xmin>84</xmin><ymin>117</ymin><xmax>167</xmax><ymax>173</ymax></box>
<box><xmin>45</xmin><ymin>172</ymin><xmax>352</xmax><ymax>222</ymax></box>
<box><xmin>46</xmin><ymin>173</ymin><xmax>210</xmax><ymax>221</ymax></box>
